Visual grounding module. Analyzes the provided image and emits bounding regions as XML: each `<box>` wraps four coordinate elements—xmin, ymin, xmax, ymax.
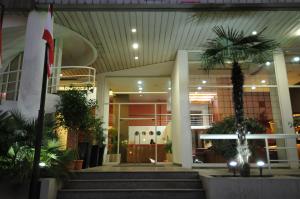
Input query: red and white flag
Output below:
<box><xmin>0</xmin><ymin>4</ymin><xmax>4</xmax><ymax>69</ymax></box>
<box><xmin>42</xmin><ymin>4</ymin><xmax>54</xmax><ymax>78</ymax></box>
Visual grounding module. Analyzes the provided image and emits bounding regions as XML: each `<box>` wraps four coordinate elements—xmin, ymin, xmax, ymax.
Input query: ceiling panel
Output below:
<box><xmin>54</xmin><ymin>11</ymin><xmax>300</xmax><ymax>74</ymax></box>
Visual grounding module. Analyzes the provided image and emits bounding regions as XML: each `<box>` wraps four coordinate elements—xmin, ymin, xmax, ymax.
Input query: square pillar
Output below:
<box><xmin>273</xmin><ymin>49</ymin><xmax>299</xmax><ymax>168</ymax></box>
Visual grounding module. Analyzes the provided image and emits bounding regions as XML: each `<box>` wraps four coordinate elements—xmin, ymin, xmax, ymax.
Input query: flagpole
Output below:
<box><xmin>28</xmin><ymin>44</ymin><xmax>49</xmax><ymax>199</ymax></box>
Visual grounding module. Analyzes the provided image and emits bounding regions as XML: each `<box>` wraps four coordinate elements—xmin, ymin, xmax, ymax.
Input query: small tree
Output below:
<box><xmin>56</xmin><ymin>89</ymin><xmax>92</xmax><ymax>150</ymax></box>
<box><xmin>201</xmin><ymin>26</ymin><xmax>278</xmax><ymax>176</ymax></box>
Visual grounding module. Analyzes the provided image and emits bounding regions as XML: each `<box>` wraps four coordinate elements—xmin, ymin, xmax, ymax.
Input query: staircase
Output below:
<box><xmin>57</xmin><ymin>171</ymin><xmax>206</xmax><ymax>199</ymax></box>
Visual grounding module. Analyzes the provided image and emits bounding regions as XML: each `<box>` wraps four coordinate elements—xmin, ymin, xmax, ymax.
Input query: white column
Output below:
<box><xmin>273</xmin><ymin>49</ymin><xmax>299</xmax><ymax>168</ymax></box>
<box><xmin>171</xmin><ymin>50</ymin><xmax>193</xmax><ymax>168</ymax></box>
<box><xmin>95</xmin><ymin>74</ymin><xmax>109</xmax><ymax>163</ymax></box>
<box><xmin>18</xmin><ymin>11</ymin><xmax>47</xmax><ymax>119</ymax></box>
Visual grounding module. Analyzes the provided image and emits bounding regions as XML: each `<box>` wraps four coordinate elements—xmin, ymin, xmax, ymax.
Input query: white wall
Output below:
<box><xmin>128</xmin><ymin>126</ymin><xmax>167</xmax><ymax>144</ymax></box>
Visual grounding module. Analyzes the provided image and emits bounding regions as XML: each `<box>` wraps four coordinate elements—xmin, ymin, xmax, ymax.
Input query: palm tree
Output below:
<box><xmin>201</xmin><ymin>26</ymin><xmax>278</xmax><ymax>176</ymax></box>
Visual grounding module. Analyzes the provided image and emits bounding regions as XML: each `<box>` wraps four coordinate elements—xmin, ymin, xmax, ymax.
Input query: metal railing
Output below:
<box><xmin>48</xmin><ymin>66</ymin><xmax>96</xmax><ymax>92</ymax></box>
<box><xmin>198</xmin><ymin>133</ymin><xmax>300</xmax><ymax>171</ymax></box>
<box><xmin>0</xmin><ymin>65</ymin><xmax>96</xmax><ymax>104</ymax></box>
<box><xmin>190</xmin><ymin>113</ymin><xmax>213</xmax><ymax>129</ymax></box>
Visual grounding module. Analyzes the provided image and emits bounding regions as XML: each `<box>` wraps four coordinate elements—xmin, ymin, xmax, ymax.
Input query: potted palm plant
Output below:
<box><xmin>200</xmin><ymin>26</ymin><xmax>277</xmax><ymax>176</ymax></box>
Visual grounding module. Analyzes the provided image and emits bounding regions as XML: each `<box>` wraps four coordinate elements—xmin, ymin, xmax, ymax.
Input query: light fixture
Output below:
<box><xmin>293</xmin><ymin>56</ymin><xmax>300</xmax><ymax>62</ymax></box>
<box><xmin>139</xmin><ymin>94</ymin><xmax>143</xmax><ymax>97</ymax></box>
<box><xmin>131</xmin><ymin>28</ymin><xmax>137</xmax><ymax>33</ymax></box>
<box><xmin>60</xmin><ymin>74</ymin><xmax>63</xmax><ymax>77</ymax></box>
<box><xmin>138</xmin><ymin>91</ymin><xmax>142</xmax><ymax>93</ymax></box>
<box><xmin>256</xmin><ymin>160</ymin><xmax>265</xmax><ymax>177</ymax></box>
<box><xmin>132</xmin><ymin>43</ymin><xmax>139</xmax><ymax>49</ymax></box>
<box><xmin>202</xmin><ymin>80</ymin><xmax>207</xmax><ymax>84</ymax></box>
<box><xmin>265</xmin><ymin>61</ymin><xmax>271</xmax><ymax>66</ymax></box>
<box><xmin>251</xmin><ymin>86</ymin><xmax>256</xmax><ymax>90</ymax></box>
<box><xmin>39</xmin><ymin>162</ymin><xmax>46</xmax><ymax>167</ymax></box>
<box><xmin>252</xmin><ymin>31</ymin><xmax>257</xmax><ymax>35</ymax></box>
<box><xmin>229</xmin><ymin>160</ymin><xmax>238</xmax><ymax>176</ymax></box>
<box><xmin>197</xmin><ymin>86</ymin><xmax>202</xmax><ymax>90</ymax></box>
<box><xmin>137</xmin><ymin>80</ymin><xmax>143</xmax><ymax>85</ymax></box>
<box><xmin>295</xmin><ymin>29</ymin><xmax>300</xmax><ymax>36</ymax></box>
<box><xmin>109</xmin><ymin>89</ymin><xmax>113</xmax><ymax>96</ymax></box>
<box><xmin>134</xmin><ymin>56</ymin><xmax>139</xmax><ymax>60</ymax></box>
<box><xmin>138</xmin><ymin>87</ymin><xmax>143</xmax><ymax>91</ymax></box>
<box><xmin>261</xmin><ymin>80</ymin><xmax>266</xmax><ymax>84</ymax></box>
<box><xmin>168</xmin><ymin>87</ymin><xmax>171</xmax><ymax>90</ymax></box>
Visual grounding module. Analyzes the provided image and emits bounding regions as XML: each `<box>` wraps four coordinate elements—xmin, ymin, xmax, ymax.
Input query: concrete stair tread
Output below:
<box><xmin>67</xmin><ymin>179</ymin><xmax>200</xmax><ymax>182</ymax></box>
<box><xmin>59</xmin><ymin>188</ymin><xmax>204</xmax><ymax>192</ymax></box>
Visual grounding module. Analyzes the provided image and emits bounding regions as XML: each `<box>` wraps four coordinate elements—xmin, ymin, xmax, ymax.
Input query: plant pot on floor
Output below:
<box><xmin>73</xmin><ymin>160</ymin><xmax>84</xmax><ymax>170</ymax></box>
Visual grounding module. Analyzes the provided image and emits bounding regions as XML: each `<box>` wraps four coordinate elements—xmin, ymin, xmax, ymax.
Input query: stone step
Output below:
<box><xmin>57</xmin><ymin>189</ymin><xmax>205</xmax><ymax>199</ymax></box>
<box><xmin>70</xmin><ymin>171</ymin><xmax>199</xmax><ymax>180</ymax></box>
<box><xmin>64</xmin><ymin>179</ymin><xmax>202</xmax><ymax>189</ymax></box>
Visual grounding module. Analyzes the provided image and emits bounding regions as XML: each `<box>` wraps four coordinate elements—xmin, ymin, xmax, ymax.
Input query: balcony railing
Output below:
<box><xmin>190</xmin><ymin>113</ymin><xmax>213</xmax><ymax>129</ymax></box>
<box><xmin>0</xmin><ymin>65</ymin><xmax>96</xmax><ymax>104</ymax></box>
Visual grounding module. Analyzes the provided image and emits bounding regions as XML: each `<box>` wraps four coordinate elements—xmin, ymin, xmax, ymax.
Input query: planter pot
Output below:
<box><xmin>98</xmin><ymin>145</ymin><xmax>106</xmax><ymax>166</ymax></box>
<box><xmin>66</xmin><ymin>161</ymin><xmax>75</xmax><ymax>170</ymax></box>
<box><xmin>89</xmin><ymin>145</ymin><xmax>106</xmax><ymax>167</ymax></box>
<box><xmin>73</xmin><ymin>160</ymin><xmax>84</xmax><ymax>170</ymax></box>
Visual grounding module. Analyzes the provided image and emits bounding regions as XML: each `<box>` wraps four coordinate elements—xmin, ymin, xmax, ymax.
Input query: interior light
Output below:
<box><xmin>109</xmin><ymin>89</ymin><xmax>113</xmax><ymax>96</ymax></box>
<box><xmin>131</xmin><ymin>28</ymin><xmax>137</xmax><ymax>33</ymax></box>
<box><xmin>137</xmin><ymin>80</ymin><xmax>143</xmax><ymax>84</ymax></box>
<box><xmin>261</xmin><ymin>80</ymin><xmax>266</xmax><ymax>84</ymax></box>
<box><xmin>168</xmin><ymin>87</ymin><xmax>171</xmax><ymax>90</ymax></box>
<box><xmin>138</xmin><ymin>87</ymin><xmax>143</xmax><ymax>91</ymax></box>
<box><xmin>134</xmin><ymin>56</ymin><xmax>139</xmax><ymax>60</ymax></box>
<box><xmin>265</xmin><ymin>61</ymin><xmax>271</xmax><ymax>66</ymax></box>
<box><xmin>138</xmin><ymin>91</ymin><xmax>142</xmax><ymax>93</ymax></box>
<box><xmin>251</xmin><ymin>86</ymin><xmax>256</xmax><ymax>90</ymax></box>
<box><xmin>60</xmin><ymin>74</ymin><xmax>63</xmax><ymax>77</ymax></box>
<box><xmin>197</xmin><ymin>86</ymin><xmax>202</xmax><ymax>90</ymax></box>
<box><xmin>132</xmin><ymin>43</ymin><xmax>139</xmax><ymax>49</ymax></box>
<box><xmin>252</xmin><ymin>31</ymin><xmax>257</xmax><ymax>35</ymax></box>
<box><xmin>296</xmin><ymin>29</ymin><xmax>300</xmax><ymax>36</ymax></box>
<box><xmin>202</xmin><ymin>80</ymin><xmax>207</xmax><ymax>84</ymax></box>
<box><xmin>143</xmin><ymin>138</ymin><xmax>146</xmax><ymax>142</ymax></box>
<box><xmin>293</xmin><ymin>56</ymin><xmax>300</xmax><ymax>62</ymax></box>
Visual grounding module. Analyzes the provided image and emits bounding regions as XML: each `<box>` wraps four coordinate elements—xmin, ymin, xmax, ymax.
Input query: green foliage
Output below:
<box><xmin>201</xmin><ymin>26</ymin><xmax>278</xmax><ymax>70</ymax></box>
<box><xmin>88</xmin><ymin>117</ymin><xmax>105</xmax><ymax>147</ymax></box>
<box><xmin>0</xmin><ymin>110</ymin><xmax>74</xmax><ymax>184</ymax></box>
<box><xmin>206</xmin><ymin>117</ymin><xmax>265</xmax><ymax>160</ymax></box>
<box><xmin>164</xmin><ymin>141</ymin><xmax>172</xmax><ymax>154</ymax></box>
<box><xmin>56</xmin><ymin>89</ymin><xmax>95</xmax><ymax>132</ymax></box>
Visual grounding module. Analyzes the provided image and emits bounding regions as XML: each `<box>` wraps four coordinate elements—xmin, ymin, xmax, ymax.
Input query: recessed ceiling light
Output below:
<box><xmin>60</xmin><ymin>74</ymin><xmax>63</xmax><ymax>77</ymax></box>
<box><xmin>265</xmin><ymin>61</ymin><xmax>271</xmax><ymax>66</ymax></box>
<box><xmin>137</xmin><ymin>80</ymin><xmax>142</xmax><ymax>84</ymax></box>
<box><xmin>197</xmin><ymin>86</ymin><xmax>202</xmax><ymax>90</ymax></box>
<box><xmin>202</xmin><ymin>80</ymin><xmax>207</xmax><ymax>84</ymax></box>
<box><xmin>251</xmin><ymin>86</ymin><xmax>256</xmax><ymax>90</ymax></box>
<box><xmin>293</xmin><ymin>56</ymin><xmax>300</xmax><ymax>62</ymax></box>
<box><xmin>132</xmin><ymin>43</ymin><xmax>139</xmax><ymax>49</ymax></box>
<box><xmin>131</xmin><ymin>28</ymin><xmax>137</xmax><ymax>33</ymax></box>
<box><xmin>134</xmin><ymin>56</ymin><xmax>139</xmax><ymax>60</ymax></box>
<box><xmin>168</xmin><ymin>87</ymin><xmax>171</xmax><ymax>90</ymax></box>
<box><xmin>138</xmin><ymin>87</ymin><xmax>143</xmax><ymax>91</ymax></box>
<box><xmin>252</xmin><ymin>31</ymin><xmax>257</xmax><ymax>35</ymax></box>
<box><xmin>261</xmin><ymin>80</ymin><xmax>266</xmax><ymax>84</ymax></box>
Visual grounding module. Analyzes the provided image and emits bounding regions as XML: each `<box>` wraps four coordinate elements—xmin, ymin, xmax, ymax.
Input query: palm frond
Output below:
<box><xmin>201</xmin><ymin>26</ymin><xmax>278</xmax><ymax>69</ymax></box>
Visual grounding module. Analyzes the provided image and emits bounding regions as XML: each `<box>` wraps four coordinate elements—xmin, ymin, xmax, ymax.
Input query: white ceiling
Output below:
<box><xmin>54</xmin><ymin>11</ymin><xmax>300</xmax><ymax>73</ymax></box>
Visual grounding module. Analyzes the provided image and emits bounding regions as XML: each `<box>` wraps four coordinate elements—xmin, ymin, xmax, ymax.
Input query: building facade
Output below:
<box><xmin>1</xmin><ymin>0</ymin><xmax>300</xmax><ymax>169</ymax></box>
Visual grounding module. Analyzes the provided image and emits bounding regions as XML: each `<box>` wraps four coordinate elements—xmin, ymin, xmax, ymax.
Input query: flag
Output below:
<box><xmin>42</xmin><ymin>4</ymin><xmax>54</xmax><ymax>78</ymax></box>
<box><xmin>0</xmin><ymin>4</ymin><xmax>4</xmax><ymax>69</ymax></box>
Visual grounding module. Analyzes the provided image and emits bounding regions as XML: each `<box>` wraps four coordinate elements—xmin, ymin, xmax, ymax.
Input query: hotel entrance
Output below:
<box><xmin>105</xmin><ymin>77</ymin><xmax>172</xmax><ymax>164</ymax></box>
